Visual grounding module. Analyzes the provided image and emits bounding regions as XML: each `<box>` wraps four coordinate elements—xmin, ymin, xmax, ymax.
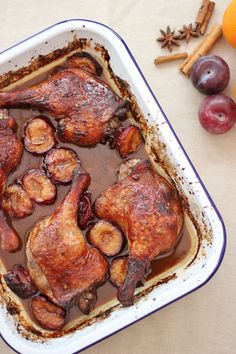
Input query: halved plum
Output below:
<box><xmin>22</xmin><ymin>169</ymin><xmax>56</xmax><ymax>204</ymax></box>
<box><xmin>2</xmin><ymin>184</ymin><xmax>34</xmax><ymax>218</ymax></box>
<box><xmin>23</xmin><ymin>116</ymin><xmax>56</xmax><ymax>155</ymax></box>
<box><xmin>87</xmin><ymin>220</ymin><xmax>123</xmax><ymax>257</ymax></box>
<box><xmin>43</xmin><ymin>148</ymin><xmax>80</xmax><ymax>184</ymax></box>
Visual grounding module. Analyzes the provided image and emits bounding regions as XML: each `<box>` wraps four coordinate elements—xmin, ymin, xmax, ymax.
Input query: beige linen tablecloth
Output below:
<box><xmin>0</xmin><ymin>0</ymin><xmax>235</xmax><ymax>353</ymax></box>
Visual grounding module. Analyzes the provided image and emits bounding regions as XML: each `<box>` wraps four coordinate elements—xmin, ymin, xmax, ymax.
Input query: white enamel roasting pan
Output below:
<box><xmin>0</xmin><ymin>20</ymin><xmax>226</xmax><ymax>354</ymax></box>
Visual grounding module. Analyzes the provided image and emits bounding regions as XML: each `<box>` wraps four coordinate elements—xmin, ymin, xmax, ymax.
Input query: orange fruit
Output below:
<box><xmin>222</xmin><ymin>0</ymin><xmax>236</xmax><ymax>48</ymax></box>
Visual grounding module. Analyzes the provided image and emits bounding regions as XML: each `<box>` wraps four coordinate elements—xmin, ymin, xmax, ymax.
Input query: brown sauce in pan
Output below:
<box><xmin>0</xmin><ymin>71</ymin><xmax>192</xmax><ymax>327</ymax></box>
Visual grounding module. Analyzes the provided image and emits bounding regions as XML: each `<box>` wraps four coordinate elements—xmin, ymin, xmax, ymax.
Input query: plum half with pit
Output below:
<box><xmin>198</xmin><ymin>94</ymin><xmax>236</xmax><ymax>134</ymax></box>
<box><xmin>190</xmin><ymin>55</ymin><xmax>230</xmax><ymax>95</ymax></box>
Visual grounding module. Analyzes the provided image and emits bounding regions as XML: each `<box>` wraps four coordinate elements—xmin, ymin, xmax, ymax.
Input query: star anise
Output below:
<box><xmin>156</xmin><ymin>26</ymin><xmax>180</xmax><ymax>52</ymax></box>
<box><xmin>178</xmin><ymin>23</ymin><xmax>200</xmax><ymax>43</ymax></box>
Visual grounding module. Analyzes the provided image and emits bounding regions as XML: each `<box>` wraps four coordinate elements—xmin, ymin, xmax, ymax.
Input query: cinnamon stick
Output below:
<box><xmin>180</xmin><ymin>23</ymin><xmax>222</xmax><ymax>76</ymax></box>
<box><xmin>200</xmin><ymin>1</ymin><xmax>215</xmax><ymax>35</ymax></box>
<box><xmin>195</xmin><ymin>0</ymin><xmax>210</xmax><ymax>26</ymax></box>
<box><xmin>179</xmin><ymin>40</ymin><xmax>205</xmax><ymax>71</ymax></box>
<box><xmin>154</xmin><ymin>52</ymin><xmax>188</xmax><ymax>65</ymax></box>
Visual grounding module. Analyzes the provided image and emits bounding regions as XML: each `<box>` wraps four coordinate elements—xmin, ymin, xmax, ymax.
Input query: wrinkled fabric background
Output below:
<box><xmin>0</xmin><ymin>1</ymin><xmax>235</xmax><ymax>353</ymax></box>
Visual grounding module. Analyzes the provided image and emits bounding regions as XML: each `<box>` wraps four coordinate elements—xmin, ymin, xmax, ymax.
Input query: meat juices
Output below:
<box><xmin>22</xmin><ymin>169</ymin><xmax>56</xmax><ymax>204</ymax></box>
<box><xmin>43</xmin><ymin>148</ymin><xmax>80</xmax><ymax>184</ymax></box>
<box><xmin>23</xmin><ymin>116</ymin><xmax>56</xmax><ymax>155</ymax></box>
<box><xmin>2</xmin><ymin>184</ymin><xmax>34</xmax><ymax>218</ymax></box>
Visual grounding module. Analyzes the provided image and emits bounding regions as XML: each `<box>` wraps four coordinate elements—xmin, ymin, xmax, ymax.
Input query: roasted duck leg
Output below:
<box><xmin>0</xmin><ymin>167</ymin><xmax>6</xmax><ymax>198</ymax></box>
<box><xmin>0</xmin><ymin>210</ymin><xmax>21</xmax><ymax>252</ymax></box>
<box><xmin>94</xmin><ymin>160</ymin><xmax>184</xmax><ymax>306</ymax></box>
<box><xmin>0</xmin><ymin>68</ymin><xmax>129</xmax><ymax>146</ymax></box>
<box><xmin>0</xmin><ymin>109</ymin><xmax>23</xmax><ymax>177</ymax></box>
<box><xmin>26</xmin><ymin>169</ymin><xmax>108</xmax><ymax>309</ymax></box>
<box><xmin>0</xmin><ymin>110</ymin><xmax>23</xmax><ymax>252</ymax></box>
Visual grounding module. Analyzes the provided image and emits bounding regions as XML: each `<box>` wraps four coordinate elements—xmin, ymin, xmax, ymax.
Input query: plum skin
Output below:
<box><xmin>190</xmin><ymin>55</ymin><xmax>230</xmax><ymax>95</ymax></box>
<box><xmin>198</xmin><ymin>94</ymin><xmax>236</xmax><ymax>134</ymax></box>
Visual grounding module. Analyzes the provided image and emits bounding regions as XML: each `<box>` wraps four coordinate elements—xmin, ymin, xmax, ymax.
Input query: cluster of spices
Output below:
<box><xmin>156</xmin><ymin>0</ymin><xmax>215</xmax><ymax>51</ymax></box>
<box><xmin>154</xmin><ymin>0</ymin><xmax>236</xmax><ymax>136</ymax></box>
<box><xmin>154</xmin><ymin>0</ymin><xmax>218</xmax><ymax>72</ymax></box>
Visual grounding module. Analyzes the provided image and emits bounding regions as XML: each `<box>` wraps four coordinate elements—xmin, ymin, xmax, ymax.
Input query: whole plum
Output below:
<box><xmin>198</xmin><ymin>94</ymin><xmax>236</xmax><ymax>134</ymax></box>
<box><xmin>190</xmin><ymin>55</ymin><xmax>230</xmax><ymax>95</ymax></box>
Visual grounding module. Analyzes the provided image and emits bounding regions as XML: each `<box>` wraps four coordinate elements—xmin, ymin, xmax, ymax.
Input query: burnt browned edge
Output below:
<box><xmin>0</xmin><ymin>36</ymin><xmax>88</xmax><ymax>89</ymax></box>
<box><xmin>0</xmin><ymin>272</ymin><xmax>175</xmax><ymax>341</ymax></box>
<box><xmin>0</xmin><ymin>38</ymin><xmax>206</xmax><ymax>341</ymax></box>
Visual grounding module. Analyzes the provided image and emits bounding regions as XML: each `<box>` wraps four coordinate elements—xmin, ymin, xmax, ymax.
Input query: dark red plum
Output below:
<box><xmin>198</xmin><ymin>94</ymin><xmax>236</xmax><ymax>134</ymax></box>
<box><xmin>190</xmin><ymin>55</ymin><xmax>230</xmax><ymax>95</ymax></box>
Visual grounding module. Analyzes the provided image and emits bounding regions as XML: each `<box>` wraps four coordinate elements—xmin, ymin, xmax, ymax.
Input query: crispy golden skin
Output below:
<box><xmin>0</xmin><ymin>209</ymin><xmax>21</xmax><ymax>252</ymax></box>
<box><xmin>26</xmin><ymin>170</ymin><xmax>108</xmax><ymax>307</ymax></box>
<box><xmin>94</xmin><ymin>160</ymin><xmax>183</xmax><ymax>306</ymax></box>
<box><xmin>0</xmin><ymin>68</ymin><xmax>129</xmax><ymax>146</ymax></box>
<box><xmin>0</xmin><ymin>112</ymin><xmax>23</xmax><ymax>175</ymax></box>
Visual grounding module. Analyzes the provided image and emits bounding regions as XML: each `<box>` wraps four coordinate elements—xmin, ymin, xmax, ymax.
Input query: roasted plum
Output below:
<box><xmin>78</xmin><ymin>191</ymin><xmax>93</xmax><ymax>229</ymax></box>
<box><xmin>198</xmin><ymin>94</ymin><xmax>236</xmax><ymax>134</ymax></box>
<box><xmin>22</xmin><ymin>169</ymin><xmax>56</xmax><ymax>204</ymax></box>
<box><xmin>0</xmin><ymin>210</ymin><xmax>21</xmax><ymax>252</ymax></box>
<box><xmin>23</xmin><ymin>116</ymin><xmax>56</xmax><ymax>155</ymax></box>
<box><xmin>77</xmin><ymin>291</ymin><xmax>97</xmax><ymax>315</ymax></box>
<box><xmin>87</xmin><ymin>220</ymin><xmax>123</xmax><ymax>257</ymax></box>
<box><xmin>43</xmin><ymin>148</ymin><xmax>80</xmax><ymax>184</ymax></box>
<box><xmin>109</xmin><ymin>257</ymin><xmax>128</xmax><ymax>288</ymax></box>
<box><xmin>4</xmin><ymin>264</ymin><xmax>37</xmax><ymax>298</ymax></box>
<box><xmin>31</xmin><ymin>295</ymin><xmax>66</xmax><ymax>331</ymax></box>
<box><xmin>99</xmin><ymin>116</ymin><xmax>121</xmax><ymax>145</ymax></box>
<box><xmin>116</xmin><ymin>158</ymin><xmax>142</xmax><ymax>181</ymax></box>
<box><xmin>190</xmin><ymin>55</ymin><xmax>230</xmax><ymax>95</ymax></box>
<box><xmin>115</xmin><ymin>126</ymin><xmax>143</xmax><ymax>158</ymax></box>
<box><xmin>2</xmin><ymin>183</ymin><xmax>34</xmax><ymax>218</ymax></box>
